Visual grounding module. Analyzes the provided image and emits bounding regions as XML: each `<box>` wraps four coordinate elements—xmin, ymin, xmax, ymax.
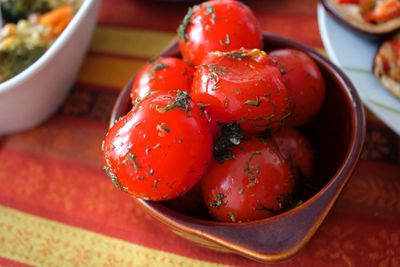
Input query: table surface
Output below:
<box><xmin>0</xmin><ymin>1</ymin><xmax>399</xmax><ymax>266</ymax></box>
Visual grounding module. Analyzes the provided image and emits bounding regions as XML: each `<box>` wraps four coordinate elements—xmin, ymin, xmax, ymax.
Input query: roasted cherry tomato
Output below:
<box><xmin>177</xmin><ymin>0</ymin><xmax>263</xmax><ymax>65</ymax></box>
<box><xmin>201</xmin><ymin>137</ymin><xmax>294</xmax><ymax>222</ymax></box>
<box><xmin>130</xmin><ymin>57</ymin><xmax>194</xmax><ymax>103</ymax></box>
<box><xmin>272</xmin><ymin>128</ymin><xmax>313</xmax><ymax>181</ymax></box>
<box><xmin>270</xmin><ymin>49</ymin><xmax>325</xmax><ymax>126</ymax></box>
<box><xmin>102</xmin><ymin>91</ymin><xmax>213</xmax><ymax>201</ymax></box>
<box><xmin>191</xmin><ymin>49</ymin><xmax>291</xmax><ymax>134</ymax></box>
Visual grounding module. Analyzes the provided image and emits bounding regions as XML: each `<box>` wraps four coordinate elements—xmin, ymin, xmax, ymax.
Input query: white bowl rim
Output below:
<box><xmin>0</xmin><ymin>0</ymin><xmax>95</xmax><ymax>93</ymax></box>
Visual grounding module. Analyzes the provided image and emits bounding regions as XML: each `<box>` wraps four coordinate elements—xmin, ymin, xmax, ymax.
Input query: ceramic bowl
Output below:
<box><xmin>110</xmin><ymin>32</ymin><xmax>366</xmax><ymax>263</ymax></box>
<box><xmin>320</xmin><ymin>0</ymin><xmax>400</xmax><ymax>40</ymax></box>
<box><xmin>0</xmin><ymin>0</ymin><xmax>101</xmax><ymax>135</ymax></box>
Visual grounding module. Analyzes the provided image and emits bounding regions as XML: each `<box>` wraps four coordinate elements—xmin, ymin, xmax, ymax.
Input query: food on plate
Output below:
<box><xmin>322</xmin><ymin>0</ymin><xmax>400</xmax><ymax>36</ymax></box>
<box><xmin>201</xmin><ymin>137</ymin><xmax>294</xmax><ymax>223</ymax></box>
<box><xmin>130</xmin><ymin>57</ymin><xmax>194</xmax><ymax>103</ymax></box>
<box><xmin>373</xmin><ymin>32</ymin><xmax>400</xmax><ymax>98</ymax></box>
<box><xmin>191</xmin><ymin>48</ymin><xmax>291</xmax><ymax>134</ymax></box>
<box><xmin>102</xmin><ymin>0</ymin><xmax>327</xmax><ymax>222</ymax></box>
<box><xmin>177</xmin><ymin>0</ymin><xmax>262</xmax><ymax>65</ymax></box>
<box><xmin>102</xmin><ymin>91</ymin><xmax>213</xmax><ymax>201</ymax></box>
<box><xmin>270</xmin><ymin>49</ymin><xmax>326</xmax><ymax>126</ymax></box>
<box><xmin>0</xmin><ymin>0</ymin><xmax>81</xmax><ymax>83</ymax></box>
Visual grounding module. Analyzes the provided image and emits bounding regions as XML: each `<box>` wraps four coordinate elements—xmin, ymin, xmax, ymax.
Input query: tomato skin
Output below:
<box><xmin>102</xmin><ymin>91</ymin><xmax>213</xmax><ymax>201</ymax></box>
<box><xmin>130</xmin><ymin>57</ymin><xmax>194</xmax><ymax>103</ymax></box>
<box><xmin>201</xmin><ymin>137</ymin><xmax>294</xmax><ymax>223</ymax></box>
<box><xmin>272</xmin><ymin>128</ymin><xmax>313</xmax><ymax>181</ymax></box>
<box><xmin>191</xmin><ymin>49</ymin><xmax>291</xmax><ymax>134</ymax></box>
<box><xmin>270</xmin><ymin>49</ymin><xmax>325</xmax><ymax>126</ymax></box>
<box><xmin>178</xmin><ymin>0</ymin><xmax>263</xmax><ymax>65</ymax></box>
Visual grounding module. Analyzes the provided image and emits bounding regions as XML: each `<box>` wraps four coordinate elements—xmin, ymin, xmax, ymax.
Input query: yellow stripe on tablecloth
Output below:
<box><xmin>90</xmin><ymin>26</ymin><xmax>175</xmax><ymax>58</ymax></box>
<box><xmin>0</xmin><ymin>206</ymin><xmax>229</xmax><ymax>267</ymax></box>
<box><xmin>76</xmin><ymin>55</ymin><xmax>146</xmax><ymax>89</ymax></box>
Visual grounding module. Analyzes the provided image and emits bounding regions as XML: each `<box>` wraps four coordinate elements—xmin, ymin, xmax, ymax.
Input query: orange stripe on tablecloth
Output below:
<box><xmin>0</xmin><ymin>149</ymin><xmax>254</xmax><ymax>266</ymax></box>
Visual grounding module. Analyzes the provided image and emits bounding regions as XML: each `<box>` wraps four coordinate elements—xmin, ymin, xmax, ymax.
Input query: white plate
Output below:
<box><xmin>317</xmin><ymin>4</ymin><xmax>400</xmax><ymax>135</ymax></box>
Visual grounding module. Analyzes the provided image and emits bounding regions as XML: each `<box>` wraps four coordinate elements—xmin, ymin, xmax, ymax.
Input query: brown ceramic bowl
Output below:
<box><xmin>320</xmin><ymin>0</ymin><xmax>400</xmax><ymax>40</ymax></box>
<box><xmin>110</xmin><ymin>32</ymin><xmax>365</xmax><ymax>263</ymax></box>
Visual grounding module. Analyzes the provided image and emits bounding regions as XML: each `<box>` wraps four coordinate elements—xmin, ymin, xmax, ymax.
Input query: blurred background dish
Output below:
<box><xmin>318</xmin><ymin>4</ymin><xmax>400</xmax><ymax>135</ymax></box>
<box><xmin>0</xmin><ymin>0</ymin><xmax>101</xmax><ymax>135</ymax></box>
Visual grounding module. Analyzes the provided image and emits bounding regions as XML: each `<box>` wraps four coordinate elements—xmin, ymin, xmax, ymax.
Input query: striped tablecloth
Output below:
<box><xmin>1</xmin><ymin>1</ymin><xmax>399</xmax><ymax>266</ymax></box>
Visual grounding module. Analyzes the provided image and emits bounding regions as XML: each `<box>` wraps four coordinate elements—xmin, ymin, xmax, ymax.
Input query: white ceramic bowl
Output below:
<box><xmin>0</xmin><ymin>0</ymin><xmax>101</xmax><ymax>135</ymax></box>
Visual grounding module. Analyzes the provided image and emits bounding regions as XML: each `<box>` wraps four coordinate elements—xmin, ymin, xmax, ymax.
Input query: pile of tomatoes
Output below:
<box><xmin>102</xmin><ymin>0</ymin><xmax>326</xmax><ymax>223</ymax></box>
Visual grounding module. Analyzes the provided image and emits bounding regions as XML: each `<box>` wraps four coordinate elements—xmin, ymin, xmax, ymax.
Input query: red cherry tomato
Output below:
<box><xmin>272</xmin><ymin>128</ymin><xmax>313</xmax><ymax>181</ymax></box>
<box><xmin>191</xmin><ymin>49</ymin><xmax>291</xmax><ymax>134</ymax></box>
<box><xmin>102</xmin><ymin>91</ymin><xmax>213</xmax><ymax>201</ymax></box>
<box><xmin>177</xmin><ymin>0</ymin><xmax>263</xmax><ymax>65</ymax></box>
<box><xmin>201</xmin><ymin>137</ymin><xmax>294</xmax><ymax>222</ymax></box>
<box><xmin>270</xmin><ymin>49</ymin><xmax>325</xmax><ymax>126</ymax></box>
<box><xmin>130</xmin><ymin>57</ymin><xmax>194</xmax><ymax>103</ymax></box>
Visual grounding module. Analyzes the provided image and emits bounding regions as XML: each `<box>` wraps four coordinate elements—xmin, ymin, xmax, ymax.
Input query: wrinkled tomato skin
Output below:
<box><xmin>191</xmin><ymin>49</ymin><xmax>291</xmax><ymax>134</ymax></box>
<box><xmin>178</xmin><ymin>0</ymin><xmax>262</xmax><ymax>65</ymax></box>
<box><xmin>201</xmin><ymin>137</ymin><xmax>294</xmax><ymax>223</ymax></box>
<box><xmin>270</xmin><ymin>49</ymin><xmax>325</xmax><ymax>126</ymax></box>
<box><xmin>272</xmin><ymin>128</ymin><xmax>314</xmax><ymax>181</ymax></box>
<box><xmin>130</xmin><ymin>57</ymin><xmax>194</xmax><ymax>103</ymax></box>
<box><xmin>102</xmin><ymin>92</ymin><xmax>213</xmax><ymax>201</ymax></box>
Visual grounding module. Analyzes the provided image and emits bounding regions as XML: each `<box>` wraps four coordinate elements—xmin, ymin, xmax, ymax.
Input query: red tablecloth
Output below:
<box><xmin>0</xmin><ymin>1</ymin><xmax>399</xmax><ymax>266</ymax></box>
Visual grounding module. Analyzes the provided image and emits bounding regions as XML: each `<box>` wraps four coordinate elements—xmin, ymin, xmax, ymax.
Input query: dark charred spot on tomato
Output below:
<box><xmin>210</xmin><ymin>193</ymin><xmax>226</xmax><ymax>208</ymax></box>
<box><xmin>213</xmin><ymin>122</ymin><xmax>244</xmax><ymax>164</ymax></box>
<box><xmin>127</xmin><ymin>153</ymin><xmax>141</xmax><ymax>172</ymax></box>
<box><xmin>219</xmin><ymin>33</ymin><xmax>231</xmax><ymax>46</ymax></box>
<box><xmin>177</xmin><ymin>6</ymin><xmax>194</xmax><ymax>42</ymax></box>
<box><xmin>245</xmin><ymin>151</ymin><xmax>262</xmax><ymax>181</ymax></box>
<box><xmin>156</xmin><ymin>122</ymin><xmax>171</xmax><ymax>135</ymax></box>
<box><xmin>228</xmin><ymin>212</ymin><xmax>237</xmax><ymax>222</ymax></box>
<box><xmin>205</xmin><ymin>4</ymin><xmax>217</xmax><ymax>24</ymax></box>
<box><xmin>104</xmin><ymin>167</ymin><xmax>128</xmax><ymax>191</ymax></box>
<box><xmin>158</xmin><ymin>91</ymin><xmax>192</xmax><ymax>113</ymax></box>
<box><xmin>244</xmin><ymin>96</ymin><xmax>261</xmax><ymax>107</ymax></box>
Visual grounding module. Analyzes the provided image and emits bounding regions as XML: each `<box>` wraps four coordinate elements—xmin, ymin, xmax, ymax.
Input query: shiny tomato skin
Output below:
<box><xmin>201</xmin><ymin>137</ymin><xmax>294</xmax><ymax>223</ymax></box>
<box><xmin>178</xmin><ymin>0</ymin><xmax>263</xmax><ymax>65</ymax></box>
<box><xmin>270</xmin><ymin>49</ymin><xmax>325</xmax><ymax>126</ymax></box>
<box><xmin>102</xmin><ymin>91</ymin><xmax>213</xmax><ymax>201</ymax></box>
<box><xmin>272</xmin><ymin>128</ymin><xmax>313</xmax><ymax>181</ymax></box>
<box><xmin>130</xmin><ymin>57</ymin><xmax>194</xmax><ymax>103</ymax></box>
<box><xmin>191</xmin><ymin>49</ymin><xmax>291</xmax><ymax>134</ymax></box>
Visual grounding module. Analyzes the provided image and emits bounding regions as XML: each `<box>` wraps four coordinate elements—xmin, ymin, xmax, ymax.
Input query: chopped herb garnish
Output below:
<box><xmin>245</xmin><ymin>151</ymin><xmax>262</xmax><ymax>181</ymax></box>
<box><xmin>177</xmin><ymin>7</ymin><xmax>194</xmax><ymax>42</ymax></box>
<box><xmin>153</xmin><ymin>143</ymin><xmax>161</xmax><ymax>149</ymax></box>
<box><xmin>147</xmin><ymin>63</ymin><xmax>168</xmax><ymax>77</ymax></box>
<box><xmin>127</xmin><ymin>153</ymin><xmax>141</xmax><ymax>172</ymax></box>
<box><xmin>104</xmin><ymin>167</ymin><xmax>127</xmax><ymax>191</ymax></box>
<box><xmin>158</xmin><ymin>91</ymin><xmax>192</xmax><ymax>113</ymax></box>
<box><xmin>211</xmin><ymin>49</ymin><xmax>265</xmax><ymax>60</ymax></box>
<box><xmin>205</xmin><ymin>4</ymin><xmax>216</xmax><ymax>24</ymax></box>
<box><xmin>210</xmin><ymin>193</ymin><xmax>226</xmax><ymax>208</ymax></box>
<box><xmin>219</xmin><ymin>34</ymin><xmax>230</xmax><ymax>46</ymax></box>
<box><xmin>157</xmin><ymin>123</ymin><xmax>171</xmax><ymax>134</ymax></box>
<box><xmin>228</xmin><ymin>212</ymin><xmax>236</xmax><ymax>222</ymax></box>
<box><xmin>239</xmin><ymin>189</ymin><xmax>245</xmax><ymax>195</ymax></box>
<box><xmin>153</xmin><ymin>179</ymin><xmax>159</xmax><ymax>189</ymax></box>
<box><xmin>244</xmin><ymin>96</ymin><xmax>261</xmax><ymax>107</ymax></box>
<box><xmin>255</xmin><ymin>205</ymin><xmax>276</xmax><ymax>213</ymax></box>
